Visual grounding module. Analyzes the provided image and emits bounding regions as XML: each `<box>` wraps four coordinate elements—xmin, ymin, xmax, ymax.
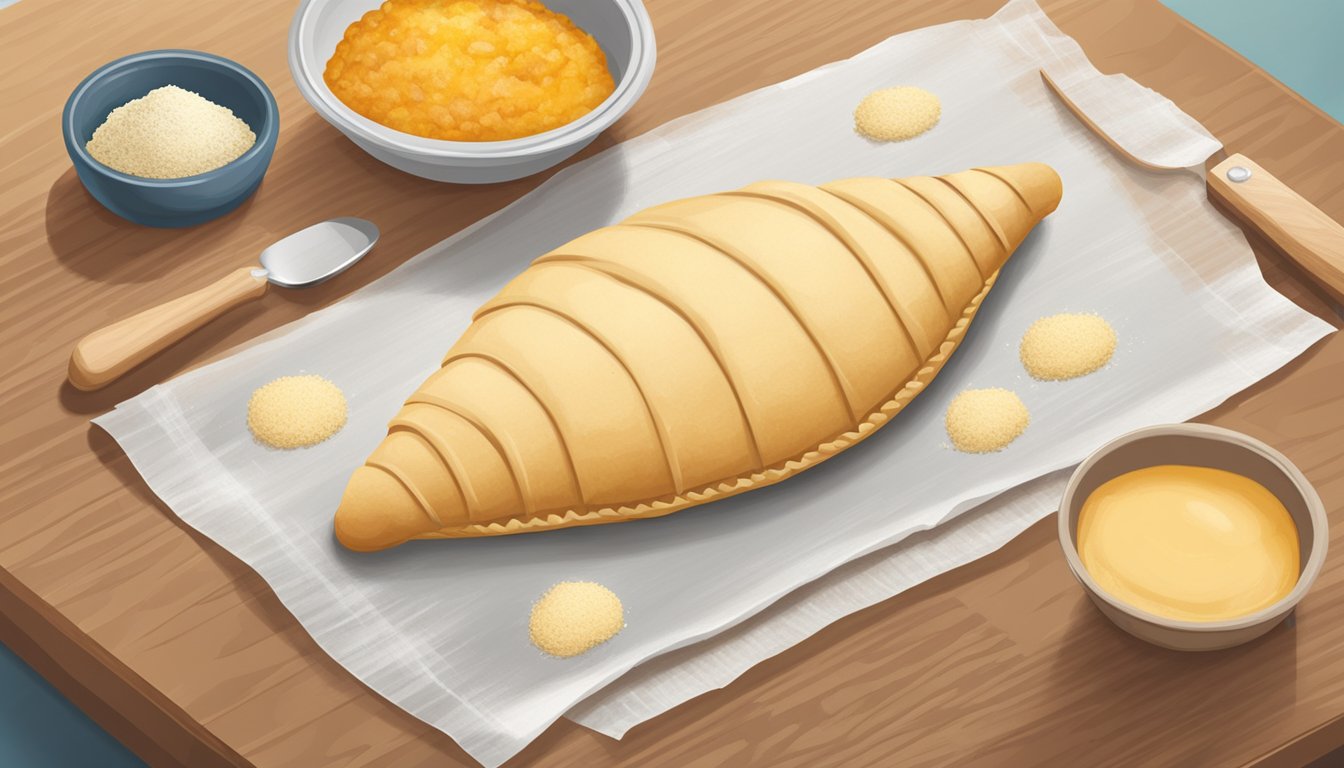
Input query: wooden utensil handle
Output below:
<box><xmin>1207</xmin><ymin>154</ymin><xmax>1344</xmax><ymax>297</ymax></box>
<box><xmin>69</xmin><ymin>267</ymin><xmax>269</xmax><ymax>391</ymax></box>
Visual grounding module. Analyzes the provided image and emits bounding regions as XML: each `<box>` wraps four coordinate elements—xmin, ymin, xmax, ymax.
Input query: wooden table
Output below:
<box><xmin>3</xmin><ymin>0</ymin><xmax>1343</xmax><ymax>765</ymax></box>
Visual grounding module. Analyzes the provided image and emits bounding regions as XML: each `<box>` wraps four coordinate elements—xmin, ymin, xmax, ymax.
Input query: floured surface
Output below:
<box><xmin>95</xmin><ymin>1</ymin><xmax>1333</xmax><ymax>765</ymax></box>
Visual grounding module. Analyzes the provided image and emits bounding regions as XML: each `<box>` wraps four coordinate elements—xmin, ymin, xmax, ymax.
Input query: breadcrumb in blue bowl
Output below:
<box><xmin>62</xmin><ymin>49</ymin><xmax>279</xmax><ymax>228</ymax></box>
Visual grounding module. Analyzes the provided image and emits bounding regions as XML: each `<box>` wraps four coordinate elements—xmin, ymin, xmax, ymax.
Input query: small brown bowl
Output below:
<box><xmin>1058</xmin><ymin>423</ymin><xmax>1327</xmax><ymax>651</ymax></box>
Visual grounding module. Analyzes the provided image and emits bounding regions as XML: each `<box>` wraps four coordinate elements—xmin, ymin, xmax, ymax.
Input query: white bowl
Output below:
<box><xmin>288</xmin><ymin>0</ymin><xmax>656</xmax><ymax>183</ymax></box>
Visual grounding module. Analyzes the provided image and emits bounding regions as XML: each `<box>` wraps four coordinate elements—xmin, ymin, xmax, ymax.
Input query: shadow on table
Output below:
<box><xmin>1042</xmin><ymin>596</ymin><xmax>1300</xmax><ymax>764</ymax></box>
<box><xmin>44</xmin><ymin>168</ymin><xmax>256</xmax><ymax>285</ymax></box>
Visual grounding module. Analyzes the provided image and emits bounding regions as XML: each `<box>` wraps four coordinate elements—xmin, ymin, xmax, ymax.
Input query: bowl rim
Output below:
<box><xmin>1057</xmin><ymin>422</ymin><xmax>1328</xmax><ymax>633</ymax></box>
<box><xmin>62</xmin><ymin>48</ymin><xmax>280</xmax><ymax>188</ymax></box>
<box><xmin>287</xmin><ymin>0</ymin><xmax>656</xmax><ymax>159</ymax></box>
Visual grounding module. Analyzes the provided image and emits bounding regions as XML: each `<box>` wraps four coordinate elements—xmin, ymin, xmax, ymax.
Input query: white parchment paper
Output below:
<box><xmin>564</xmin><ymin>0</ymin><xmax>1265</xmax><ymax>734</ymax></box>
<box><xmin>96</xmin><ymin>1</ymin><xmax>1333</xmax><ymax>765</ymax></box>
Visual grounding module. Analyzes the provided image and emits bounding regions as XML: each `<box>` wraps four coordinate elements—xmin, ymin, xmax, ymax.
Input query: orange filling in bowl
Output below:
<box><xmin>324</xmin><ymin>0</ymin><xmax>616</xmax><ymax>142</ymax></box>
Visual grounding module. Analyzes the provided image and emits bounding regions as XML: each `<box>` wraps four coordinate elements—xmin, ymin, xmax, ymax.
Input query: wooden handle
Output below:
<box><xmin>69</xmin><ymin>267</ymin><xmax>269</xmax><ymax>391</ymax></box>
<box><xmin>1207</xmin><ymin>154</ymin><xmax>1344</xmax><ymax>297</ymax></box>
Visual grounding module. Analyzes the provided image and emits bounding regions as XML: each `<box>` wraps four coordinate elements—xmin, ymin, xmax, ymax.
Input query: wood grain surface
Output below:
<box><xmin>2</xmin><ymin>0</ymin><xmax>1343</xmax><ymax>766</ymax></box>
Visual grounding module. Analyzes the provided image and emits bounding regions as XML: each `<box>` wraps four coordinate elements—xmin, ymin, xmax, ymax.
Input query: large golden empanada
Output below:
<box><xmin>337</xmin><ymin>163</ymin><xmax>1063</xmax><ymax>550</ymax></box>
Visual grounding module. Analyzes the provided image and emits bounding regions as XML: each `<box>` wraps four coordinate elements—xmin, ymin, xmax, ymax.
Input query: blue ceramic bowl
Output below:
<box><xmin>62</xmin><ymin>50</ymin><xmax>279</xmax><ymax>228</ymax></box>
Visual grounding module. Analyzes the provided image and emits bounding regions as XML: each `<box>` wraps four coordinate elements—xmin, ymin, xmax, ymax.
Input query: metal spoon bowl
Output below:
<box><xmin>260</xmin><ymin>217</ymin><xmax>379</xmax><ymax>287</ymax></box>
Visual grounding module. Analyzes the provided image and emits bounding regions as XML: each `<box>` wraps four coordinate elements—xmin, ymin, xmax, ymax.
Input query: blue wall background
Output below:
<box><xmin>0</xmin><ymin>1</ymin><xmax>1339</xmax><ymax>765</ymax></box>
<box><xmin>1163</xmin><ymin>0</ymin><xmax>1344</xmax><ymax>122</ymax></box>
<box><xmin>0</xmin><ymin>643</ymin><xmax>144</xmax><ymax>767</ymax></box>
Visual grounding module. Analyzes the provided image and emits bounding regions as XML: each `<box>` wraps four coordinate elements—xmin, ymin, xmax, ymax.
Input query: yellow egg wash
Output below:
<box><xmin>1077</xmin><ymin>465</ymin><xmax>1298</xmax><ymax>622</ymax></box>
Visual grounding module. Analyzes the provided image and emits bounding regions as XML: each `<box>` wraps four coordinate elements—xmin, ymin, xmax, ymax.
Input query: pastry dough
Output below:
<box><xmin>336</xmin><ymin>163</ymin><xmax>1063</xmax><ymax>550</ymax></box>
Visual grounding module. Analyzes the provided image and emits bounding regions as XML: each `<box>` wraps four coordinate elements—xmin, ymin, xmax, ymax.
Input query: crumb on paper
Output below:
<box><xmin>854</xmin><ymin>86</ymin><xmax>941</xmax><ymax>142</ymax></box>
<box><xmin>1020</xmin><ymin>313</ymin><xmax>1116</xmax><ymax>381</ymax></box>
<box><xmin>247</xmin><ymin>375</ymin><xmax>347</xmax><ymax>449</ymax></box>
<box><xmin>529</xmin><ymin>581</ymin><xmax>624</xmax><ymax>658</ymax></box>
<box><xmin>945</xmin><ymin>388</ymin><xmax>1029</xmax><ymax>453</ymax></box>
